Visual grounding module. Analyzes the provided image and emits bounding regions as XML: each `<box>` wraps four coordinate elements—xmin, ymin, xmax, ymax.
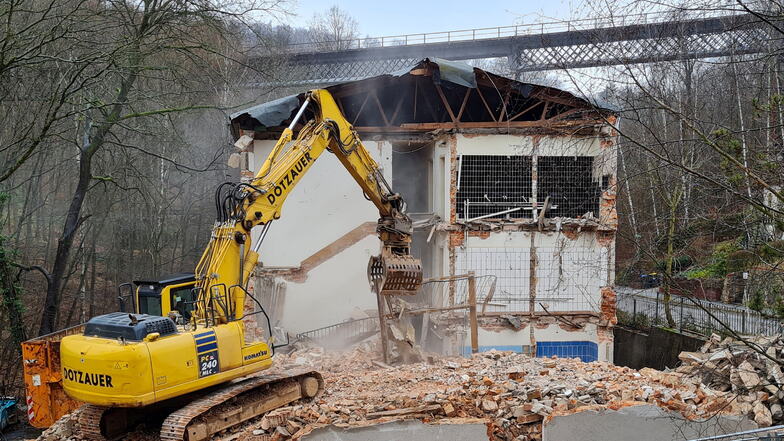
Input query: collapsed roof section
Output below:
<box><xmin>230</xmin><ymin>58</ymin><xmax>618</xmax><ymax>139</ymax></box>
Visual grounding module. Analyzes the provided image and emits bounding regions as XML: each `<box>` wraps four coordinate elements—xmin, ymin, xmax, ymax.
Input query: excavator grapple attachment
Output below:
<box><xmin>368</xmin><ymin>252</ymin><xmax>423</xmax><ymax>295</ymax></box>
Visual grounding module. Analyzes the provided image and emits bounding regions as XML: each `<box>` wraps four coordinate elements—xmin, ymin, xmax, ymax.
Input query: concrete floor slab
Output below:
<box><xmin>301</xmin><ymin>419</ymin><xmax>490</xmax><ymax>441</ymax></box>
<box><xmin>543</xmin><ymin>404</ymin><xmax>756</xmax><ymax>441</ymax></box>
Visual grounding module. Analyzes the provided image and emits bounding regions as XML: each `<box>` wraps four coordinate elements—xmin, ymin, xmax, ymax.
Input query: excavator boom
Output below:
<box><xmin>24</xmin><ymin>89</ymin><xmax>423</xmax><ymax>440</ymax></box>
<box><xmin>195</xmin><ymin>89</ymin><xmax>422</xmax><ymax>324</ymax></box>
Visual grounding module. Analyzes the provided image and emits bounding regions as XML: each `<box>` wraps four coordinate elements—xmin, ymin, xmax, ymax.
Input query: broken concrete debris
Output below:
<box><xmin>38</xmin><ymin>337</ymin><xmax>763</xmax><ymax>441</ymax></box>
<box><xmin>676</xmin><ymin>333</ymin><xmax>784</xmax><ymax>427</ymax></box>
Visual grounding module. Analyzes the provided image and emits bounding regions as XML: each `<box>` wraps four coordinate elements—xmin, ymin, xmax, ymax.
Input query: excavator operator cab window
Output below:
<box><xmin>170</xmin><ymin>286</ymin><xmax>195</xmax><ymax>322</ymax></box>
<box><xmin>138</xmin><ymin>285</ymin><xmax>163</xmax><ymax>317</ymax></box>
<box><xmin>133</xmin><ymin>273</ymin><xmax>196</xmax><ymax>318</ymax></box>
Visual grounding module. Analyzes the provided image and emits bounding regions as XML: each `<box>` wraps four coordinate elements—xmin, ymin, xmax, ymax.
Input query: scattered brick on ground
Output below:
<box><xmin>37</xmin><ymin>337</ymin><xmax>760</xmax><ymax>441</ymax></box>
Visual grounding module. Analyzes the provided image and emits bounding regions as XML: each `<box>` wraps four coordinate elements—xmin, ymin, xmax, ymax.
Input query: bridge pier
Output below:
<box><xmin>506</xmin><ymin>49</ymin><xmax>522</xmax><ymax>81</ymax></box>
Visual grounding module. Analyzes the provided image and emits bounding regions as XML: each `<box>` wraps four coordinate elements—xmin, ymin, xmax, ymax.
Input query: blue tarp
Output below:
<box><xmin>0</xmin><ymin>398</ymin><xmax>17</xmax><ymax>431</ymax></box>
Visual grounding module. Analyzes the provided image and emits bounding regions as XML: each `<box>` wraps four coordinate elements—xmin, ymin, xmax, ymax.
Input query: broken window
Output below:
<box><xmin>456</xmin><ymin>155</ymin><xmax>532</xmax><ymax>220</ymax></box>
<box><xmin>537</xmin><ymin>156</ymin><xmax>601</xmax><ymax>218</ymax></box>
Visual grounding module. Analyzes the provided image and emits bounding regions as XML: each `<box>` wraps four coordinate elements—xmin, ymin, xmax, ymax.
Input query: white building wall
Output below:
<box><xmin>249</xmin><ymin>139</ymin><xmax>389</xmax><ymax>334</ymax></box>
<box><xmin>455</xmin><ymin>133</ymin><xmax>605</xmax><ymax>157</ymax></box>
<box><xmin>247</xmin><ymin>131</ymin><xmax>616</xmax><ymax>362</ymax></box>
<box><xmin>447</xmin><ymin>133</ymin><xmax>616</xmax><ymax>362</ymax></box>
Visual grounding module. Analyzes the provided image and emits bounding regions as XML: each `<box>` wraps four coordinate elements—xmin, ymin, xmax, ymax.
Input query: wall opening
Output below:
<box><xmin>392</xmin><ymin>142</ymin><xmax>433</xmax><ymax>213</ymax></box>
<box><xmin>538</xmin><ymin>156</ymin><xmax>601</xmax><ymax>218</ymax></box>
<box><xmin>393</xmin><ymin>142</ymin><xmax>435</xmax><ymax>278</ymax></box>
<box><xmin>456</xmin><ymin>155</ymin><xmax>533</xmax><ymax>220</ymax></box>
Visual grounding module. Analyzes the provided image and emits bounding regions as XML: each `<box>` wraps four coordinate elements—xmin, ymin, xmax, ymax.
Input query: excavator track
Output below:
<box><xmin>74</xmin><ymin>369</ymin><xmax>323</xmax><ymax>441</ymax></box>
<box><xmin>77</xmin><ymin>405</ymin><xmax>109</xmax><ymax>440</ymax></box>
<box><xmin>160</xmin><ymin>369</ymin><xmax>323</xmax><ymax>441</ymax></box>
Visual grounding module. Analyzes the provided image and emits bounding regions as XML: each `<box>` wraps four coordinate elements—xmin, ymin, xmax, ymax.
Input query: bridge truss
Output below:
<box><xmin>253</xmin><ymin>12</ymin><xmax>775</xmax><ymax>87</ymax></box>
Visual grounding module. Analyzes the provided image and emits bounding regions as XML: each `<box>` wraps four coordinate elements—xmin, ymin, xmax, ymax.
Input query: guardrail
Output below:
<box><xmin>295</xmin><ymin>316</ymin><xmax>379</xmax><ymax>348</ymax></box>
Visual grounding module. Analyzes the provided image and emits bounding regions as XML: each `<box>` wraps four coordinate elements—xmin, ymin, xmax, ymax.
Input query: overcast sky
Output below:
<box><xmin>288</xmin><ymin>0</ymin><xmax>579</xmax><ymax>36</ymax></box>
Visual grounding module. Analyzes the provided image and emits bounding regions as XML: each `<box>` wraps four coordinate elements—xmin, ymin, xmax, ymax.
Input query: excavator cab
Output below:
<box><xmin>118</xmin><ymin>273</ymin><xmax>197</xmax><ymax>323</ymax></box>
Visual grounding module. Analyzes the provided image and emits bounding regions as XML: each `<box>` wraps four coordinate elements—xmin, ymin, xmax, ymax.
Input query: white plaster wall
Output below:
<box><xmin>472</xmin><ymin>323</ymin><xmax>611</xmax><ymax>361</ymax></box>
<box><xmin>455</xmin><ymin>134</ymin><xmax>605</xmax><ymax>157</ymax></box>
<box><xmin>446</xmin><ymin>132</ymin><xmax>617</xmax><ymax>362</ymax></box>
<box><xmin>433</xmin><ymin>139</ymin><xmax>450</xmax><ymax>220</ymax></box>
<box><xmin>277</xmin><ymin>236</ymin><xmax>380</xmax><ymax>334</ymax></box>
<box><xmin>249</xmin><ymin>139</ymin><xmax>391</xmax><ymax>334</ymax></box>
<box><xmin>250</xmin><ymin>139</ymin><xmax>391</xmax><ymax>267</ymax></box>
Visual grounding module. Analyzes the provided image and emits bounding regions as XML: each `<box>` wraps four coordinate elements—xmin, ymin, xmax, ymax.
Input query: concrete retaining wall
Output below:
<box><xmin>613</xmin><ymin>326</ymin><xmax>705</xmax><ymax>370</ymax></box>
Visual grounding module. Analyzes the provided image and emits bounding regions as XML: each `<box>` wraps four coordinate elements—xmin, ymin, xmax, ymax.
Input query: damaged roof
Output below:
<box><xmin>231</xmin><ymin>58</ymin><xmax>617</xmax><ymax>138</ymax></box>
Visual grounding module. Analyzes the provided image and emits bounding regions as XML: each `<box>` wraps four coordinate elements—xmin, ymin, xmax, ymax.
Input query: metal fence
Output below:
<box><xmin>457</xmin><ymin>246</ymin><xmax>608</xmax><ymax>313</ymax></box>
<box><xmin>617</xmin><ymin>289</ymin><xmax>783</xmax><ymax>337</ymax></box>
<box><xmin>409</xmin><ymin>274</ymin><xmax>497</xmax><ymax>310</ymax></box>
<box><xmin>294</xmin><ymin>274</ymin><xmax>496</xmax><ymax>353</ymax></box>
<box><xmin>295</xmin><ymin>316</ymin><xmax>379</xmax><ymax>349</ymax></box>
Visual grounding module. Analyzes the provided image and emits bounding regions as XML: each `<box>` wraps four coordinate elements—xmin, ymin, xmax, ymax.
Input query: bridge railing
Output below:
<box><xmin>284</xmin><ymin>8</ymin><xmax>747</xmax><ymax>54</ymax></box>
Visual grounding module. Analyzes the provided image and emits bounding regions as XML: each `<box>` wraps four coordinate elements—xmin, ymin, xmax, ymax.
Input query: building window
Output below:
<box><xmin>456</xmin><ymin>155</ymin><xmax>532</xmax><ymax>220</ymax></box>
<box><xmin>538</xmin><ymin>156</ymin><xmax>601</xmax><ymax>218</ymax></box>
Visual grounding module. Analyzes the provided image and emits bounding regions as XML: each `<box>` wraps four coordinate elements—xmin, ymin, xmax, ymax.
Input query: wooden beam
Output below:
<box><xmin>498</xmin><ymin>89</ymin><xmax>510</xmax><ymax>122</ymax></box>
<box><xmin>546</xmin><ymin>107</ymin><xmax>586</xmax><ymax>122</ymax></box>
<box><xmin>434</xmin><ymin>83</ymin><xmax>458</xmax><ymax>124</ymax></box>
<box><xmin>389</xmin><ymin>93</ymin><xmax>406</xmax><ymax>126</ymax></box>
<box><xmin>531</xmin><ymin>89</ymin><xmax>584</xmax><ymax>108</ymax></box>
<box><xmin>366</xmin><ymin>404</ymin><xmax>442</xmax><ymax>419</ymax></box>
<box><xmin>475</xmin><ymin>86</ymin><xmax>497</xmax><ymax>123</ymax></box>
<box><xmin>375</xmin><ymin>286</ymin><xmax>390</xmax><ymax>365</ymax></box>
<box><xmin>456</xmin><ymin>88</ymin><xmax>471</xmax><ymax>122</ymax></box>
<box><xmin>351</xmin><ymin>93</ymin><xmax>371</xmax><ymax>126</ymax></box>
<box><xmin>540</xmin><ymin>101</ymin><xmax>550</xmax><ymax>120</ymax></box>
<box><xmin>372</xmin><ymin>91</ymin><xmax>390</xmax><ymax>126</ymax></box>
<box><xmin>508</xmin><ymin>100</ymin><xmax>543</xmax><ymax>122</ymax></box>
<box><xmin>399</xmin><ymin>120</ymin><xmax>596</xmax><ymax>130</ymax></box>
<box><xmin>468</xmin><ymin>272</ymin><xmax>478</xmax><ymax>354</ymax></box>
<box><xmin>354</xmin><ymin>126</ymin><xmax>430</xmax><ymax>133</ymax></box>
<box><xmin>419</xmin><ymin>82</ymin><xmax>440</xmax><ymax>122</ymax></box>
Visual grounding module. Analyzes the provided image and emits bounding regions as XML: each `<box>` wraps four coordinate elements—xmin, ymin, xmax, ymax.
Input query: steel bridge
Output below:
<box><xmin>254</xmin><ymin>11</ymin><xmax>774</xmax><ymax>87</ymax></box>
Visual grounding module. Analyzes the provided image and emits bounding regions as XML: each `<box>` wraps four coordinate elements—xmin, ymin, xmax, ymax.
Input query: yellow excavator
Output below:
<box><xmin>45</xmin><ymin>89</ymin><xmax>422</xmax><ymax>440</ymax></box>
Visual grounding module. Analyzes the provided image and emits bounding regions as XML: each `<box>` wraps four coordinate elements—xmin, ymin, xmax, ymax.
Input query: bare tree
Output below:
<box><xmin>18</xmin><ymin>0</ymin><xmax>285</xmax><ymax>336</ymax></box>
<box><xmin>308</xmin><ymin>5</ymin><xmax>359</xmax><ymax>51</ymax></box>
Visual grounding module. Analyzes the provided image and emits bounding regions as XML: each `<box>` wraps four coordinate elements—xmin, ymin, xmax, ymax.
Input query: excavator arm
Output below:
<box><xmin>194</xmin><ymin>89</ymin><xmax>422</xmax><ymax>325</ymax></box>
<box><xmin>37</xmin><ymin>89</ymin><xmax>421</xmax><ymax>440</ymax></box>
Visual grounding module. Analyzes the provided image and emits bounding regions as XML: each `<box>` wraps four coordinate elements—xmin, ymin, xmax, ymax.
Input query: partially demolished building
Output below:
<box><xmin>230</xmin><ymin>58</ymin><xmax>619</xmax><ymax>362</ymax></box>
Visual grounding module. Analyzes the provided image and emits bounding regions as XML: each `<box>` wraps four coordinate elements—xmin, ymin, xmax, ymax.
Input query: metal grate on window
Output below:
<box><xmin>456</xmin><ymin>155</ymin><xmax>532</xmax><ymax>220</ymax></box>
<box><xmin>455</xmin><ymin>245</ymin><xmax>606</xmax><ymax>313</ymax></box>
<box><xmin>538</xmin><ymin>156</ymin><xmax>601</xmax><ymax>218</ymax></box>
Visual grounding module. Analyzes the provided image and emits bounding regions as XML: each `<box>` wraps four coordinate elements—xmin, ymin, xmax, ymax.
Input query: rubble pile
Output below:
<box><xmin>36</xmin><ymin>339</ymin><xmax>755</xmax><ymax>441</ymax></box>
<box><xmin>227</xmin><ymin>343</ymin><xmax>744</xmax><ymax>441</ymax></box>
<box><xmin>676</xmin><ymin>333</ymin><xmax>784</xmax><ymax>427</ymax></box>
